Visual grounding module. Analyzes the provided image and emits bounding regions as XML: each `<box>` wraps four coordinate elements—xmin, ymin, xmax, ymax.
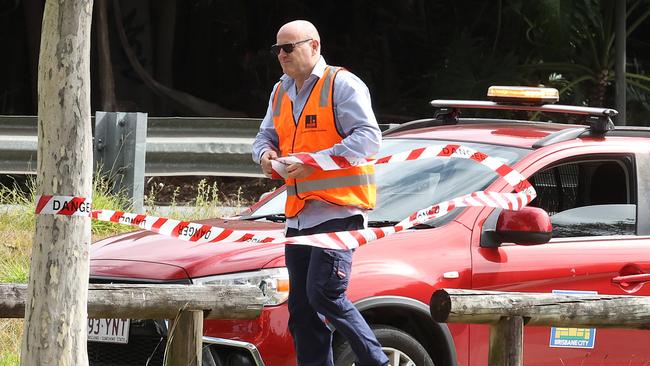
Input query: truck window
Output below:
<box><xmin>529</xmin><ymin>156</ymin><xmax>636</xmax><ymax>238</ymax></box>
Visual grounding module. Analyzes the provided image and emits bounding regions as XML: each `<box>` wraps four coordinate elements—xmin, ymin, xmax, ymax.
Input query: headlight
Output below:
<box><xmin>192</xmin><ymin>267</ymin><xmax>290</xmax><ymax>306</ymax></box>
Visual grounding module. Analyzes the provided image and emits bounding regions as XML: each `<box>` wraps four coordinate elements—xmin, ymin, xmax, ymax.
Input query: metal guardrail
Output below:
<box><xmin>0</xmin><ymin>115</ymin><xmax>265</xmax><ymax>177</ymax></box>
<box><xmin>0</xmin><ymin>115</ymin><xmax>397</xmax><ymax>178</ymax></box>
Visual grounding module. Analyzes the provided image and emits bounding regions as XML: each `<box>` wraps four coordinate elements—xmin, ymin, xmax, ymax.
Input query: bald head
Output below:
<box><xmin>275</xmin><ymin>20</ymin><xmax>322</xmax><ymax>87</ymax></box>
<box><xmin>277</xmin><ymin>20</ymin><xmax>320</xmax><ymax>45</ymax></box>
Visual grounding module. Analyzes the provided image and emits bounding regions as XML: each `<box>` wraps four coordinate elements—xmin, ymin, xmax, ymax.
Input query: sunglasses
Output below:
<box><xmin>270</xmin><ymin>39</ymin><xmax>313</xmax><ymax>56</ymax></box>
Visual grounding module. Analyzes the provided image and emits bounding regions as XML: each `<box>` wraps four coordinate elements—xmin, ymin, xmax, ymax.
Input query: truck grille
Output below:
<box><xmin>88</xmin><ymin>335</ymin><xmax>165</xmax><ymax>366</ymax></box>
<box><xmin>87</xmin><ymin>277</ymin><xmax>186</xmax><ymax>366</ymax></box>
<box><xmin>87</xmin><ymin>277</ymin><xmax>260</xmax><ymax>366</ymax></box>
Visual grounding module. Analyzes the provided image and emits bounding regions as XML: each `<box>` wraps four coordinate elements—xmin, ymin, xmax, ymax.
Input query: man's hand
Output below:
<box><xmin>260</xmin><ymin>150</ymin><xmax>278</xmax><ymax>178</ymax></box>
<box><xmin>286</xmin><ymin>163</ymin><xmax>315</xmax><ymax>179</ymax></box>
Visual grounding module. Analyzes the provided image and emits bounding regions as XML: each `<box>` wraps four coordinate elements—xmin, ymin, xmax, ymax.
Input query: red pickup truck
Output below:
<box><xmin>88</xmin><ymin>87</ymin><xmax>650</xmax><ymax>366</ymax></box>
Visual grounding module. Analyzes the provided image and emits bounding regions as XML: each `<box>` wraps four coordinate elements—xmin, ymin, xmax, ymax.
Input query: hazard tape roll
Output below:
<box><xmin>37</xmin><ymin>145</ymin><xmax>536</xmax><ymax>250</ymax></box>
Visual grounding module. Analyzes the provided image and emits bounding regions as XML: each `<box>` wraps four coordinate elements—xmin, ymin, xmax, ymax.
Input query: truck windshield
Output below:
<box><xmin>247</xmin><ymin>139</ymin><xmax>528</xmax><ymax>226</ymax></box>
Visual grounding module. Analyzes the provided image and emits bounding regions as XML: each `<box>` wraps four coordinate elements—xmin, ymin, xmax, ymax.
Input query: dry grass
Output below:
<box><xmin>0</xmin><ymin>176</ymin><xmax>134</xmax><ymax>365</ymax></box>
<box><xmin>0</xmin><ymin>177</ymin><xmax>249</xmax><ymax>364</ymax></box>
<box><xmin>0</xmin><ymin>319</ymin><xmax>21</xmax><ymax>366</ymax></box>
<box><xmin>0</xmin><ymin>228</ymin><xmax>124</xmax><ymax>365</ymax></box>
<box><xmin>0</xmin><ymin>209</ymin><xmax>31</xmax><ymax>366</ymax></box>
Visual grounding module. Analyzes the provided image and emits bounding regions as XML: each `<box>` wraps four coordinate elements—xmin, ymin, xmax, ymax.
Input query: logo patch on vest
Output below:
<box><xmin>305</xmin><ymin>115</ymin><xmax>317</xmax><ymax>128</ymax></box>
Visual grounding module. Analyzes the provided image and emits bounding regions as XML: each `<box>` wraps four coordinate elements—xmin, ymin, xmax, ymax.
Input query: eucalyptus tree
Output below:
<box><xmin>20</xmin><ymin>0</ymin><xmax>94</xmax><ymax>364</ymax></box>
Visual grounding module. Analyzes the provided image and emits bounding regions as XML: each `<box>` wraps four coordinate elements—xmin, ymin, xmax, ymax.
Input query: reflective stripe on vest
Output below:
<box><xmin>286</xmin><ymin>173</ymin><xmax>375</xmax><ymax>196</ymax></box>
<box><xmin>319</xmin><ymin>67</ymin><xmax>336</xmax><ymax>107</ymax></box>
<box><xmin>272</xmin><ymin>66</ymin><xmax>376</xmax><ymax>217</ymax></box>
<box><xmin>272</xmin><ymin>85</ymin><xmax>287</xmax><ymax>117</ymax></box>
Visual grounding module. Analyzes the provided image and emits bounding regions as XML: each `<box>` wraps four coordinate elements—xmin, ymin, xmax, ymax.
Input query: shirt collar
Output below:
<box><xmin>280</xmin><ymin>57</ymin><xmax>327</xmax><ymax>89</ymax></box>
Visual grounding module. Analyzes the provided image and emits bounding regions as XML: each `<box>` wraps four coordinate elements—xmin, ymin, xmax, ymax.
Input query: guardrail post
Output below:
<box><xmin>166</xmin><ymin>310</ymin><xmax>203</xmax><ymax>366</ymax></box>
<box><xmin>94</xmin><ymin>111</ymin><xmax>147</xmax><ymax>213</ymax></box>
<box><xmin>489</xmin><ymin>316</ymin><xmax>523</xmax><ymax>366</ymax></box>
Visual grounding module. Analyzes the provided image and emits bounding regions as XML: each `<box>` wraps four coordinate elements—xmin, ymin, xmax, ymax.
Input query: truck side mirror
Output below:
<box><xmin>481</xmin><ymin>206</ymin><xmax>552</xmax><ymax>248</ymax></box>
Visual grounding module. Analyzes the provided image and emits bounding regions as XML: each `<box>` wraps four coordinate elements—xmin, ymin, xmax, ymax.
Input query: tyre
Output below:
<box><xmin>334</xmin><ymin>325</ymin><xmax>435</xmax><ymax>366</ymax></box>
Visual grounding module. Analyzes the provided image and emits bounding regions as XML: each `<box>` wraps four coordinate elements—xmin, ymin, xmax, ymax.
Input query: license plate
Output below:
<box><xmin>87</xmin><ymin>318</ymin><xmax>130</xmax><ymax>344</ymax></box>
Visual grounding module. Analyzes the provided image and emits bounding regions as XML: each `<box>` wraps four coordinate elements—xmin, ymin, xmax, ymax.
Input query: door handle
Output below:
<box><xmin>611</xmin><ymin>273</ymin><xmax>650</xmax><ymax>285</ymax></box>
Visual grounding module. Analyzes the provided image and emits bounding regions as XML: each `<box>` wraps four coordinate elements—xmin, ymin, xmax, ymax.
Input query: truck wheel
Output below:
<box><xmin>334</xmin><ymin>325</ymin><xmax>435</xmax><ymax>366</ymax></box>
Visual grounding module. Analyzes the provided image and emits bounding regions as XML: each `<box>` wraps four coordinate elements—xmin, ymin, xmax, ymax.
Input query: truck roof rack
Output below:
<box><xmin>533</xmin><ymin>125</ymin><xmax>650</xmax><ymax>148</ymax></box>
<box><xmin>429</xmin><ymin>100</ymin><xmax>618</xmax><ymax>117</ymax></box>
<box><xmin>429</xmin><ymin>99</ymin><xmax>618</xmax><ymax>135</ymax></box>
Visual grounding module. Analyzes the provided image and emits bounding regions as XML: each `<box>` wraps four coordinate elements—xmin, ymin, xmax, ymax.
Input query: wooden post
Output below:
<box><xmin>430</xmin><ymin>289</ymin><xmax>650</xmax><ymax>366</ymax></box>
<box><xmin>430</xmin><ymin>289</ymin><xmax>650</xmax><ymax>328</ymax></box>
<box><xmin>489</xmin><ymin>316</ymin><xmax>523</xmax><ymax>366</ymax></box>
<box><xmin>166</xmin><ymin>310</ymin><xmax>204</xmax><ymax>366</ymax></box>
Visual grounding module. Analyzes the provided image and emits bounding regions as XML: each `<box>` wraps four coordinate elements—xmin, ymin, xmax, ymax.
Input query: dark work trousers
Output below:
<box><xmin>285</xmin><ymin>215</ymin><xmax>389</xmax><ymax>366</ymax></box>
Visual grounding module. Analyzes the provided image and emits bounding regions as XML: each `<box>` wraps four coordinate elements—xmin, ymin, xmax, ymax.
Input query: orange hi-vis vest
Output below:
<box><xmin>272</xmin><ymin>66</ymin><xmax>376</xmax><ymax>218</ymax></box>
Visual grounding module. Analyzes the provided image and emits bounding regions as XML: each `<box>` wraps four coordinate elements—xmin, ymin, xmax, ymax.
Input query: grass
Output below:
<box><xmin>144</xmin><ymin>178</ymin><xmax>233</xmax><ymax>220</ymax></box>
<box><xmin>0</xmin><ymin>176</ymin><xmax>134</xmax><ymax>364</ymax></box>
<box><xmin>0</xmin><ymin>176</ymin><xmax>241</xmax><ymax>364</ymax></box>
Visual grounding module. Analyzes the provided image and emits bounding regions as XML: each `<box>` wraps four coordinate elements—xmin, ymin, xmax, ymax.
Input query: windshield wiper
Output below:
<box><xmin>367</xmin><ymin>220</ymin><xmax>398</xmax><ymax>227</ymax></box>
<box><xmin>242</xmin><ymin>214</ymin><xmax>286</xmax><ymax>223</ymax></box>
<box><xmin>412</xmin><ymin>223</ymin><xmax>434</xmax><ymax>229</ymax></box>
<box><xmin>368</xmin><ymin>220</ymin><xmax>434</xmax><ymax>229</ymax></box>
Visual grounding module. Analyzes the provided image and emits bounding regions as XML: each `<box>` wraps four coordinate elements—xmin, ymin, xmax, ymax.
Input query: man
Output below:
<box><xmin>252</xmin><ymin>20</ymin><xmax>389</xmax><ymax>366</ymax></box>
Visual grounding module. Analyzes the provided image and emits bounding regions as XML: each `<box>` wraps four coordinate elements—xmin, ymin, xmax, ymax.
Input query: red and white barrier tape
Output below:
<box><xmin>35</xmin><ymin>195</ymin><xmax>92</xmax><ymax>217</ymax></box>
<box><xmin>90</xmin><ymin>209</ymin><xmax>283</xmax><ymax>244</ymax></box>
<box><xmin>271</xmin><ymin>144</ymin><xmax>531</xmax><ymax>192</ymax></box>
<box><xmin>35</xmin><ymin>144</ymin><xmax>536</xmax><ymax>250</ymax></box>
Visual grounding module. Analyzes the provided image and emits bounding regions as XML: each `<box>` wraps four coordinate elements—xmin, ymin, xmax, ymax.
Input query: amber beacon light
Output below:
<box><xmin>487</xmin><ymin>86</ymin><xmax>559</xmax><ymax>105</ymax></box>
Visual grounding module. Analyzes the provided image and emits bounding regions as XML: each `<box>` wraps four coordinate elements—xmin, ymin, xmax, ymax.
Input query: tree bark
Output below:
<box><xmin>22</xmin><ymin>0</ymin><xmax>45</xmax><ymax>113</ymax></box>
<box><xmin>20</xmin><ymin>0</ymin><xmax>94</xmax><ymax>364</ymax></box>
<box><xmin>95</xmin><ymin>0</ymin><xmax>116</xmax><ymax>111</ymax></box>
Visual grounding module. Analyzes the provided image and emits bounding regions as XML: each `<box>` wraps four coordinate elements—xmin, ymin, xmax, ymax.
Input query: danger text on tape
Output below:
<box><xmin>35</xmin><ymin>195</ymin><xmax>92</xmax><ymax>217</ymax></box>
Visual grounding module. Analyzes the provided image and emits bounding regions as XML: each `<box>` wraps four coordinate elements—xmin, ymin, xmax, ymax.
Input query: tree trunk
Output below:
<box><xmin>95</xmin><ymin>0</ymin><xmax>116</xmax><ymax>111</ymax></box>
<box><xmin>22</xmin><ymin>0</ymin><xmax>45</xmax><ymax>113</ymax></box>
<box><xmin>152</xmin><ymin>0</ymin><xmax>177</xmax><ymax>115</ymax></box>
<box><xmin>20</xmin><ymin>0</ymin><xmax>94</xmax><ymax>364</ymax></box>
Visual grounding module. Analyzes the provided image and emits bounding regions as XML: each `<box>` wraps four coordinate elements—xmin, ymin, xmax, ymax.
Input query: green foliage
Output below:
<box><xmin>0</xmin><ymin>174</ymin><xmax>248</xmax><ymax>364</ymax></box>
<box><xmin>90</xmin><ymin>175</ymin><xmax>134</xmax><ymax>236</ymax></box>
<box><xmin>0</xmin><ymin>319</ymin><xmax>21</xmax><ymax>366</ymax></box>
<box><xmin>0</xmin><ymin>174</ymin><xmax>135</xmax><ymax>236</ymax></box>
<box><xmin>0</xmin><ymin>178</ymin><xmax>36</xmax><ymax>232</ymax></box>
<box><xmin>431</xmin><ymin>30</ymin><xmax>523</xmax><ymax>101</ymax></box>
<box><xmin>145</xmin><ymin>178</ymin><xmax>226</xmax><ymax>221</ymax></box>
<box><xmin>0</xmin><ymin>173</ymin><xmax>136</xmax><ymax>286</ymax></box>
<box><xmin>0</xmin><ymin>253</ymin><xmax>29</xmax><ymax>283</ymax></box>
<box><xmin>516</xmin><ymin>0</ymin><xmax>650</xmax><ymax>116</ymax></box>
<box><xmin>0</xmin><ymin>350</ymin><xmax>19</xmax><ymax>366</ymax></box>
<box><xmin>0</xmin><ymin>180</ymin><xmax>34</xmax><ymax>287</ymax></box>
<box><xmin>191</xmin><ymin>179</ymin><xmax>223</xmax><ymax>220</ymax></box>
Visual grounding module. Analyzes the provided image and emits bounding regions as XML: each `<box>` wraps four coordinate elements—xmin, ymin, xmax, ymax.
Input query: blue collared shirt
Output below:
<box><xmin>252</xmin><ymin>57</ymin><xmax>381</xmax><ymax>230</ymax></box>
